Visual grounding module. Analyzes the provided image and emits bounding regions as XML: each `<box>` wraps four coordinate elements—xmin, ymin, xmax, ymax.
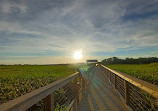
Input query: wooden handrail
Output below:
<box><xmin>0</xmin><ymin>72</ymin><xmax>79</xmax><ymax>111</ymax></box>
<box><xmin>102</xmin><ymin>65</ymin><xmax>158</xmax><ymax>96</ymax></box>
<box><xmin>101</xmin><ymin>65</ymin><xmax>158</xmax><ymax>105</ymax></box>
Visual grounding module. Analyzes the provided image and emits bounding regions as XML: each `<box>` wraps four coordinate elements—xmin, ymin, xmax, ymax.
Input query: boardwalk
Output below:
<box><xmin>77</xmin><ymin>67</ymin><xmax>128</xmax><ymax>111</ymax></box>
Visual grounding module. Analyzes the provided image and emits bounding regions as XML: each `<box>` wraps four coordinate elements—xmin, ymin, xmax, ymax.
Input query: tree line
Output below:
<box><xmin>101</xmin><ymin>57</ymin><xmax>158</xmax><ymax>65</ymax></box>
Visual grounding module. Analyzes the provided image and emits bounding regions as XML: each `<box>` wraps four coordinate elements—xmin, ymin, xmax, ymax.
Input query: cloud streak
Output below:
<box><xmin>0</xmin><ymin>0</ymin><xmax>158</xmax><ymax>64</ymax></box>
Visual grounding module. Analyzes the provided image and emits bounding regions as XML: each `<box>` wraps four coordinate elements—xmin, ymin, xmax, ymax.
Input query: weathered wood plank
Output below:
<box><xmin>77</xmin><ymin>67</ymin><xmax>128</xmax><ymax>111</ymax></box>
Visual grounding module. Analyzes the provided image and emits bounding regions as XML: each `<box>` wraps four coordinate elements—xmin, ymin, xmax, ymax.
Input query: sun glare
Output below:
<box><xmin>73</xmin><ymin>50</ymin><xmax>82</xmax><ymax>59</ymax></box>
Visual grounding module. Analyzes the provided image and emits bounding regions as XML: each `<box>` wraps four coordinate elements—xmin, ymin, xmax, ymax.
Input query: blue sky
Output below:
<box><xmin>0</xmin><ymin>0</ymin><xmax>158</xmax><ymax>64</ymax></box>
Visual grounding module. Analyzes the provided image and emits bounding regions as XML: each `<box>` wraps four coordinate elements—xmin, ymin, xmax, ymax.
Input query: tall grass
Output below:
<box><xmin>0</xmin><ymin>64</ymin><xmax>86</xmax><ymax>104</ymax></box>
<box><xmin>106</xmin><ymin>63</ymin><xmax>158</xmax><ymax>85</ymax></box>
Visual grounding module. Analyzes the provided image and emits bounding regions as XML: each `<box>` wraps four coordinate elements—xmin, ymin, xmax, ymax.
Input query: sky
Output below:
<box><xmin>0</xmin><ymin>0</ymin><xmax>158</xmax><ymax>64</ymax></box>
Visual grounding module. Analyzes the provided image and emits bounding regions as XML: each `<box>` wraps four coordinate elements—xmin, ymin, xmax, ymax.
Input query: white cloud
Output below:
<box><xmin>0</xmin><ymin>0</ymin><xmax>158</xmax><ymax>64</ymax></box>
<box><xmin>2</xmin><ymin>1</ymin><xmax>27</xmax><ymax>14</ymax></box>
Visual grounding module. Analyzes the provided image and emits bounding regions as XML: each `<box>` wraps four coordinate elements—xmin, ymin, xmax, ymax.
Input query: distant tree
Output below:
<box><xmin>101</xmin><ymin>57</ymin><xmax>158</xmax><ymax>65</ymax></box>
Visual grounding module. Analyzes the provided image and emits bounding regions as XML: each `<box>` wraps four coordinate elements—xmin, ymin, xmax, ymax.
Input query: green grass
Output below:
<box><xmin>106</xmin><ymin>63</ymin><xmax>158</xmax><ymax>85</ymax></box>
<box><xmin>0</xmin><ymin>64</ymin><xmax>87</xmax><ymax>104</ymax></box>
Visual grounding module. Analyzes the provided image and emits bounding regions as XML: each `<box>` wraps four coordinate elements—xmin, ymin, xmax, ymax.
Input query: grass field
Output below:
<box><xmin>0</xmin><ymin>64</ymin><xmax>87</xmax><ymax>104</ymax></box>
<box><xmin>1</xmin><ymin>63</ymin><xmax>157</xmax><ymax>105</ymax></box>
<box><xmin>106</xmin><ymin>63</ymin><xmax>158</xmax><ymax>85</ymax></box>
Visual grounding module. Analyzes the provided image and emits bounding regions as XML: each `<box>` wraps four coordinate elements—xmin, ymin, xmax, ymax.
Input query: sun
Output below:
<box><xmin>73</xmin><ymin>50</ymin><xmax>82</xmax><ymax>59</ymax></box>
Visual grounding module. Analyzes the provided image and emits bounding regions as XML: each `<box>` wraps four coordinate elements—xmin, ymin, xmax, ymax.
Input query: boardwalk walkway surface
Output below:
<box><xmin>77</xmin><ymin>67</ymin><xmax>128</xmax><ymax>111</ymax></box>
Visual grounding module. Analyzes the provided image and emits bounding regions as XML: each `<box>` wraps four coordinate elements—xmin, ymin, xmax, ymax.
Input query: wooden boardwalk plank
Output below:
<box><xmin>77</xmin><ymin>67</ymin><xmax>128</xmax><ymax>111</ymax></box>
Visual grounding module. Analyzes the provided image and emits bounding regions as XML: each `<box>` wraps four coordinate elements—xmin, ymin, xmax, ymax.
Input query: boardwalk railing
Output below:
<box><xmin>101</xmin><ymin>65</ymin><xmax>158</xmax><ymax>111</ymax></box>
<box><xmin>0</xmin><ymin>68</ymin><xmax>91</xmax><ymax>111</ymax></box>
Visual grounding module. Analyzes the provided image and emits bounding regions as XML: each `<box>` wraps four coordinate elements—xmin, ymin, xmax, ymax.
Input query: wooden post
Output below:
<box><xmin>76</xmin><ymin>83</ymin><xmax>80</xmax><ymax>103</ymax></box>
<box><xmin>109</xmin><ymin>71</ymin><xmax>111</xmax><ymax>82</ymax></box>
<box><xmin>72</xmin><ymin>101</ymin><xmax>77</xmax><ymax>111</ymax></box>
<box><xmin>108</xmin><ymin>70</ymin><xmax>110</xmax><ymax>79</ymax></box>
<box><xmin>73</xmin><ymin>82</ymin><xmax>77</xmax><ymax>111</ymax></box>
<box><xmin>73</xmin><ymin>78</ymin><xmax>80</xmax><ymax>111</ymax></box>
<box><xmin>156</xmin><ymin>99</ymin><xmax>158</xmax><ymax>107</ymax></box>
<box><xmin>106</xmin><ymin>69</ymin><xmax>107</xmax><ymax>75</ymax></box>
<box><xmin>82</xmin><ymin>78</ymin><xmax>85</xmax><ymax>91</ymax></box>
<box><xmin>29</xmin><ymin>104</ymin><xmax>37</xmax><ymax>111</ymax></box>
<box><xmin>44</xmin><ymin>93</ymin><xmax>54</xmax><ymax>111</ymax></box>
<box><xmin>106</xmin><ymin>69</ymin><xmax>108</xmax><ymax>77</ymax></box>
<box><xmin>124</xmin><ymin>80</ymin><xmax>129</xmax><ymax>105</ymax></box>
<box><xmin>114</xmin><ymin>74</ymin><xmax>117</xmax><ymax>89</ymax></box>
<box><xmin>79</xmin><ymin>72</ymin><xmax>85</xmax><ymax>91</ymax></box>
